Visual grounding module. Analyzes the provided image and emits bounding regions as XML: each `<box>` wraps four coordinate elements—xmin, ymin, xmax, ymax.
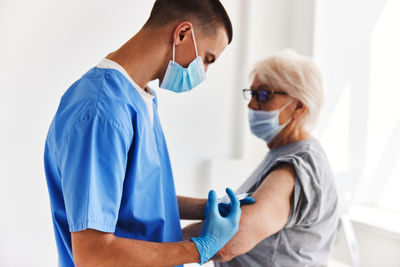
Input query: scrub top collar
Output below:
<box><xmin>97</xmin><ymin>58</ymin><xmax>155</xmax><ymax>125</ymax></box>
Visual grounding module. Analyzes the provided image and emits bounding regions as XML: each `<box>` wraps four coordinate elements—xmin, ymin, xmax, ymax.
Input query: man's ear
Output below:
<box><xmin>173</xmin><ymin>22</ymin><xmax>193</xmax><ymax>46</ymax></box>
<box><xmin>293</xmin><ymin>100</ymin><xmax>308</xmax><ymax>120</ymax></box>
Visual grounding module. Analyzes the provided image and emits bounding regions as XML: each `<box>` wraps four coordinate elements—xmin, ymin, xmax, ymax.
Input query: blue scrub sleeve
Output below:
<box><xmin>58</xmin><ymin>115</ymin><xmax>131</xmax><ymax>233</ymax></box>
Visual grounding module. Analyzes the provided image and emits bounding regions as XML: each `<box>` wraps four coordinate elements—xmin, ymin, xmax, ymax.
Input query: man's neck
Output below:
<box><xmin>106</xmin><ymin>27</ymin><xmax>171</xmax><ymax>89</ymax></box>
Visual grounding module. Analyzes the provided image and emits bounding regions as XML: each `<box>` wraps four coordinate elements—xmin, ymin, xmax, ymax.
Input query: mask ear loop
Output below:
<box><xmin>279</xmin><ymin>99</ymin><xmax>294</xmax><ymax>111</ymax></box>
<box><xmin>172</xmin><ymin>40</ymin><xmax>176</xmax><ymax>62</ymax></box>
<box><xmin>278</xmin><ymin>98</ymin><xmax>295</xmax><ymax>126</ymax></box>
<box><xmin>172</xmin><ymin>29</ymin><xmax>199</xmax><ymax>63</ymax></box>
<box><xmin>191</xmin><ymin>29</ymin><xmax>199</xmax><ymax>58</ymax></box>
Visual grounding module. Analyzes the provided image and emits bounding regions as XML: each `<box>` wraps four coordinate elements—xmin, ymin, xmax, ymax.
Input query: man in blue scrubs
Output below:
<box><xmin>44</xmin><ymin>0</ymin><xmax>244</xmax><ymax>266</ymax></box>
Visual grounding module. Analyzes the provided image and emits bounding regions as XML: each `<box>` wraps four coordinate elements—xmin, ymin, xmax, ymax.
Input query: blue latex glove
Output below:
<box><xmin>218</xmin><ymin>195</ymin><xmax>255</xmax><ymax>217</ymax></box>
<box><xmin>202</xmin><ymin>194</ymin><xmax>256</xmax><ymax>218</ymax></box>
<box><xmin>191</xmin><ymin>188</ymin><xmax>241</xmax><ymax>265</ymax></box>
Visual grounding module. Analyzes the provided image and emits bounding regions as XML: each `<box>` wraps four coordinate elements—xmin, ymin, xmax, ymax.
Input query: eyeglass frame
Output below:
<box><xmin>242</xmin><ymin>88</ymin><xmax>289</xmax><ymax>102</ymax></box>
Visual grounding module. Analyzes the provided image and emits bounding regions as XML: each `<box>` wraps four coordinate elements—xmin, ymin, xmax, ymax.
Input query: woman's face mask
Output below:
<box><xmin>160</xmin><ymin>29</ymin><xmax>206</xmax><ymax>93</ymax></box>
<box><xmin>248</xmin><ymin>99</ymin><xmax>294</xmax><ymax>143</ymax></box>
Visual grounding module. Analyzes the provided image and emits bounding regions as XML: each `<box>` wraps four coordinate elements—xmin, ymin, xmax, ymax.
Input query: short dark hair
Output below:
<box><xmin>144</xmin><ymin>0</ymin><xmax>233</xmax><ymax>44</ymax></box>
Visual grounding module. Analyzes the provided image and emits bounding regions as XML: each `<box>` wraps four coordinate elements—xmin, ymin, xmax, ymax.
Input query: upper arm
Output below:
<box><xmin>216</xmin><ymin>164</ymin><xmax>295</xmax><ymax>261</ymax></box>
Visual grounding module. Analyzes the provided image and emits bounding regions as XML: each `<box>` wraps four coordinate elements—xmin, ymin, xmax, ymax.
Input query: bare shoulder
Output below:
<box><xmin>252</xmin><ymin>162</ymin><xmax>295</xmax><ymax>203</ymax></box>
<box><xmin>213</xmin><ymin>163</ymin><xmax>296</xmax><ymax>261</ymax></box>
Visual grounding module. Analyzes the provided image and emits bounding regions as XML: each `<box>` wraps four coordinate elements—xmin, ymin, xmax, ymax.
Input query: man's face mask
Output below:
<box><xmin>160</xmin><ymin>29</ymin><xmax>206</xmax><ymax>93</ymax></box>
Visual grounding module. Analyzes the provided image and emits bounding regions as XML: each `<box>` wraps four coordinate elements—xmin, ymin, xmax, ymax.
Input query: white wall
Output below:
<box><xmin>331</xmin><ymin>221</ymin><xmax>400</xmax><ymax>267</ymax></box>
<box><xmin>313</xmin><ymin>0</ymin><xmax>400</xmax><ymax>213</ymax></box>
<box><xmin>313</xmin><ymin>0</ymin><xmax>400</xmax><ymax>266</ymax></box>
<box><xmin>313</xmin><ymin>0</ymin><xmax>388</xmax><ymax>172</ymax></box>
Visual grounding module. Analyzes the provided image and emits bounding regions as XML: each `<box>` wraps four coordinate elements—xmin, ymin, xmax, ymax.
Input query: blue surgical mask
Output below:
<box><xmin>160</xmin><ymin>29</ymin><xmax>206</xmax><ymax>93</ymax></box>
<box><xmin>248</xmin><ymin>100</ymin><xmax>294</xmax><ymax>143</ymax></box>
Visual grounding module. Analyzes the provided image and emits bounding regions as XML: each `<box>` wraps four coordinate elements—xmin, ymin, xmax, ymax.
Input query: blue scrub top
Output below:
<box><xmin>44</xmin><ymin>63</ymin><xmax>183</xmax><ymax>267</ymax></box>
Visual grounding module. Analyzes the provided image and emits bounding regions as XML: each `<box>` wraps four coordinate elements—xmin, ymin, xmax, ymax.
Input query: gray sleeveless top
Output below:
<box><xmin>215</xmin><ymin>138</ymin><xmax>338</xmax><ymax>267</ymax></box>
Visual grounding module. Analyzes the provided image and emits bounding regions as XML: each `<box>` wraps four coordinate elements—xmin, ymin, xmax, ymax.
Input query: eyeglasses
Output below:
<box><xmin>242</xmin><ymin>88</ymin><xmax>288</xmax><ymax>102</ymax></box>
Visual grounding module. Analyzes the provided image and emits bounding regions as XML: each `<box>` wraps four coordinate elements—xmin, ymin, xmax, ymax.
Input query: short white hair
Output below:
<box><xmin>250</xmin><ymin>49</ymin><xmax>324</xmax><ymax>131</ymax></box>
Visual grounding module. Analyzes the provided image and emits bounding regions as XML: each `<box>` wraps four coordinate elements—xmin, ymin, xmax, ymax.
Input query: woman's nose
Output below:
<box><xmin>248</xmin><ymin>98</ymin><xmax>259</xmax><ymax>110</ymax></box>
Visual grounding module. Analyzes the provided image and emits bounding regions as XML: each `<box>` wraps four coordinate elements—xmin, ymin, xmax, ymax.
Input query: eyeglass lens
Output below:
<box><xmin>255</xmin><ymin>90</ymin><xmax>269</xmax><ymax>102</ymax></box>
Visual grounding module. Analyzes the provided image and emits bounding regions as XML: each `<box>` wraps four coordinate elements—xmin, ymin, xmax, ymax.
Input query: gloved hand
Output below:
<box><xmin>202</xmin><ymin>193</ymin><xmax>255</xmax><ymax>218</ymax></box>
<box><xmin>191</xmin><ymin>188</ymin><xmax>241</xmax><ymax>265</ymax></box>
<box><xmin>218</xmin><ymin>195</ymin><xmax>255</xmax><ymax>217</ymax></box>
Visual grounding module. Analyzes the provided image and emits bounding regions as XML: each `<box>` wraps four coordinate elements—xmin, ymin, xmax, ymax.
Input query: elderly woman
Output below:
<box><xmin>183</xmin><ymin>50</ymin><xmax>338</xmax><ymax>266</ymax></box>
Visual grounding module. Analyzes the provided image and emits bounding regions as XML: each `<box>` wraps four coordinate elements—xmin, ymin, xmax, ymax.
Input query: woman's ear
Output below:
<box><xmin>172</xmin><ymin>22</ymin><xmax>193</xmax><ymax>46</ymax></box>
<box><xmin>293</xmin><ymin>100</ymin><xmax>308</xmax><ymax>120</ymax></box>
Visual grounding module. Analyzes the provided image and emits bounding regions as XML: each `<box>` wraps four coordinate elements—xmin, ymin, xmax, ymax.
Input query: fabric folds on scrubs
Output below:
<box><xmin>44</xmin><ymin>60</ymin><xmax>183</xmax><ymax>267</ymax></box>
